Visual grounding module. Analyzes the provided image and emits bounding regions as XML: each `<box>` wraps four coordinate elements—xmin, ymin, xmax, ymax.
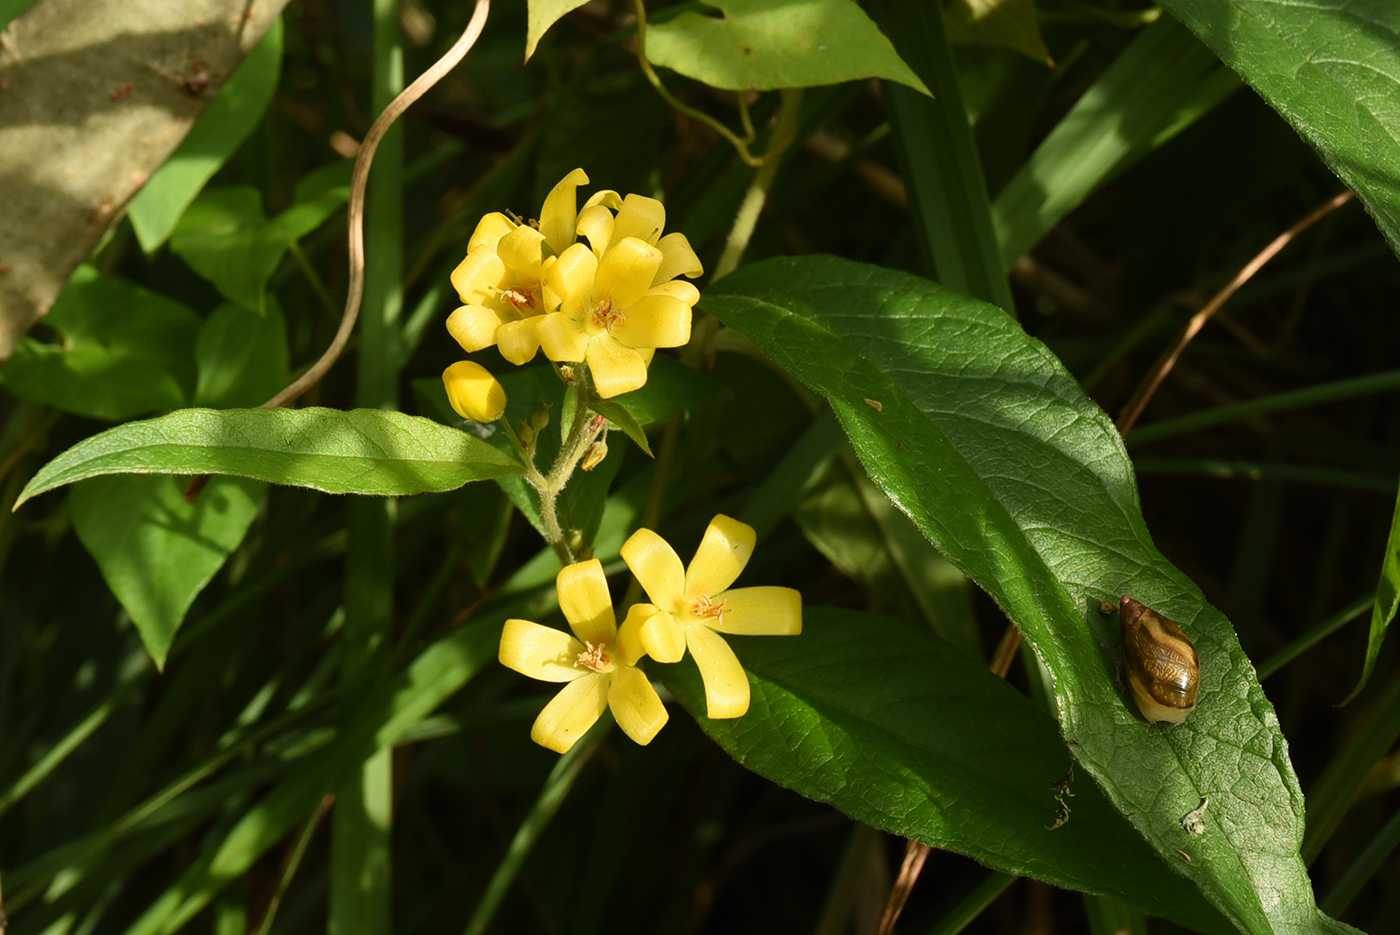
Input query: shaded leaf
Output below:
<box><xmin>944</xmin><ymin>0</ymin><xmax>1053</xmax><ymax>66</ymax></box>
<box><xmin>645</xmin><ymin>0</ymin><xmax>930</xmax><ymax>94</ymax></box>
<box><xmin>662</xmin><ymin>608</ymin><xmax>1233</xmax><ymax>933</ymax></box>
<box><xmin>0</xmin><ymin>266</ymin><xmax>199</xmax><ymax>420</ymax></box>
<box><xmin>706</xmin><ymin>255</ymin><xmax>1354</xmax><ymax>935</ymax></box>
<box><xmin>17</xmin><ymin>408</ymin><xmax>521</xmax><ymax>507</ymax></box>
<box><xmin>71</xmin><ymin>474</ymin><xmax>264</xmax><ymax>668</ymax></box>
<box><xmin>194</xmin><ymin>301</ymin><xmax>291</xmax><ymax>408</ymax></box>
<box><xmin>524</xmin><ymin>0</ymin><xmax>590</xmax><ymax>60</ymax></box>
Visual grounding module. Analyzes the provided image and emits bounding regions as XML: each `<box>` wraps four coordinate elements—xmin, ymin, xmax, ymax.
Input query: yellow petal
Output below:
<box><xmin>442</xmin><ymin>361</ymin><xmax>507</xmax><ymax>422</ymax></box>
<box><xmin>450</xmin><ymin>249</ymin><xmax>505</xmax><ymax>304</ymax></box>
<box><xmin>595</xmin><ymin>237</ymin><xmax>663</xmax><ymax>311</ymax></box>
<box><xmin>647</xmin><ymin>279</ymin><xmax>701</xmax><ymax>306</ymax></box>
<box><xmin>585</xmin><ymin>336</ymin><xmax>648</xmax><ymax>399</ymax></box>
<box><xmin>620</xmin><ymin>527</ymin><xmax>685</xmax><ymax>609</ymax></box>
<box><xmin>582</xmin><ymin>189</ymin><xmax>622</xmax><ymax>212</ymax></box>
<box><xmin>468</xmin><ymin>212</ymin><xmax>516</xmax><ymax>253</ymax></box>
<box><xmin>531</xmin><ymin>674</ymin><xmax>608</xmax><ymax>753</ymax></box>
<box><xmin>556</xmin><ymin>559</ymin><xmax>616</xmax><ymax>646</ymax></box>
<box><xmin>497</xmin><ymin>225</ymin><xmax>548</xmax><ymax>281</ymax></box>
<box><xmin>615</xmin><ymin>603</ymin><xmax>654</xmax><ymax>666</ymax></box>
<box><xmin>684</xmin><ymin>514</ymin><xmax>756</xmax><ymax>599</ymax></box>
<box><xmin>612</xmin><ymin>193</ymin><xmax>666</xmax><ymax>246</ymax></box>
<box><xmin>654</xmin><ymin>232</ymin><xmax>704</xmax><ymax>285</ymax></box>
<box><xmin>539</xmin><ymin>167</ymin><xmax>589</xmax><ymax>256</ymax></box>
<box><xmin>496</xmin><ymin>318</ymin><xmax>542</xmax><ymax>365</ymax></box>
<box><xmin>576</xmin><ymin>203</ymin><xmax>616</xmax><ymax>256</ymax></box>
<box><xmin>611</xmin><ymin>293</ymin><xmax>691</xmax><ymax>350</ymax></box>
<box><xmin>607</xmin><ymin>666</ymin><xmax>668</xmax><ymax>746</ymax></box>
<box><xmin>537</xmin><ymin>311</ymin><xmax>589</xmax><ymax>363</ymax></box>
<box><xmin>498</xmin><ymin>619</ymin><xmax>585</xmax><ymax>682</ymax></box>
<box><xmin>708</xmin><ymin>586</ymin><xmax>802</xmax><ymax>636</ymax></box>
<box><xmin>446</xmin><ymin>305</ymin><xmax>505</xmax><ymax>353</ymax></box>
<box><xmin>686</xmin><ymin>626</ymin><xmax>750</xmax><ymax>718</ymax></box>
<box><xmin>638</xmin><ymin>607</ymin><xmax>686</xmax><ymax>663</ymax></box>
<box><xmin>546</xmin><ymin>242</ymin><xmax>598</xmax><ymax>317</ymax></box>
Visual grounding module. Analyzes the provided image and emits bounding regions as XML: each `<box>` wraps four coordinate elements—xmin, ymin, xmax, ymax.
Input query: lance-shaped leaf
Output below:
<box><xmin>16</xmin><ymin>408</ymin><xmax>521</xmax><ymax>507</ymax></box>
<box><xmin>662</xmin><ymin>608</ymin><xmax>1232</xmax><ymax>933</ymax></box>
<box><xmin>704</xmin><ymin>256</ymin><xmax>1357</xmax><ymax>935</ymax></box>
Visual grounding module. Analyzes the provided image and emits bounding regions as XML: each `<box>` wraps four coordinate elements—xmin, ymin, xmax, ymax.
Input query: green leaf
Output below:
<box><xmin>70</xmin><ymin>474</ymin><xmax>264</xmax><ymax>669</ymax></box>
<box><xmin>609</xmin><ymin>354</ymin><xmax>718</xmax><ymax>425</ymax></box>
<box><xmin>589</xmin><ymin>400</ymin><xmax>651</xmax><ymax>457</ymax></box>
<box><xmin>127</xmin><ymin>17</ymin><xmax>284</xmax><ymax>253</ymax></box>
<box><xmin>524</xmin><ymin>0</ymin><xmax>590</xmax><ymax>60</ymax></box>
<box><xmin>0</xmin><ymin>266</ymin><xmax>199</xmax><ymax>420</ymax></box>
<box><xmin>170</xmin><ymin>164</ymin><xmax>350</xmax><ymax>311</ymax></box>
<box><xmin>662</xmin><ymin>608</ymin><xmax>1232</xmax><ymax>932</ymax></box>
<box><xmin>1159</xmin><ymin>0</ymin><xmax>1400</xmax><ymax>260</ymax></box>
<box><xmin>705</xmin><ymin>255</ymin><xmax>1354</xmax><ymax>935</ymax></box>
<box><xmin>795</xmin><ymin>461</ymin><xmax>981</xmax><ymax>660</ymax></box>
<box><xmin>195</xmin><ymin>301</ymin><xmax>291</xmax><ymax>408</ymax></box>
<box><xmin>1344</xmin><ymin>486</ymin><xmax>1400</xmax><ymax>702</ymax></box>
<box><xmin>944</xmin><ymin>0</ymin><xmax>1053</xmax><ymax>66</ymax></box>
<box><xmin>16</xmin><ymin>408</ymin><xmax>522</xmax><ymax>507</ymax></box>
<box><xmin>645</xmin><ymin>0</ymin><xmax>931</xmax><ymax>94</ymax></box>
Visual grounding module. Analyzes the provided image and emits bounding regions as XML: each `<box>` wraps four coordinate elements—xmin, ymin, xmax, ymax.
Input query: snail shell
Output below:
<box><xmin>1119</xmin><ymin>596</ymin><xmax>1199</xmax><ymax>724</ymax></box>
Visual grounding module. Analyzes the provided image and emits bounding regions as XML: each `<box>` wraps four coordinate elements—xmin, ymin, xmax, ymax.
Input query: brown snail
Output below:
<box><xmin>1118</xmin><ymin>596</ymin><xmax>1199</xmax><ymax>724</ymax></box>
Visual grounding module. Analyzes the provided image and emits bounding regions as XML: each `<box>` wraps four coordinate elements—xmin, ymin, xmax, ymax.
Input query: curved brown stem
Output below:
<box><xmin>262</xmin><ymin>0</ymin><xmax>491</xmax><ymax>410</ymax></box>
<box><xmin>1116</xmin><ymin>188</ymin><xmax>1355</xmax><ymax>438</ymax></box>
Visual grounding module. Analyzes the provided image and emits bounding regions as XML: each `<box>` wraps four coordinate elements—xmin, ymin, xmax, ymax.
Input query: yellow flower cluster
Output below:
<box><xmin>441</xmin><ymin>169</ymin><xmax>704</xmax><ymax>418</ymax></box>
<box><xmin>499</xmin><ymin>515</ymin><xmax>802</xmax><ymax>753</ymax></box>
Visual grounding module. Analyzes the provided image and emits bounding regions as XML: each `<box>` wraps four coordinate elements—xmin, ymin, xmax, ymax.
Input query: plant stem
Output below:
<box><xmin>712</xmin><ymin>87</ymin><xmax>805</xmax><ymax>281</ymax></box>
<box><xmin>523</xmin><ymin>380</ymin><xmax>606</xmax><ymax>566</ymax></box>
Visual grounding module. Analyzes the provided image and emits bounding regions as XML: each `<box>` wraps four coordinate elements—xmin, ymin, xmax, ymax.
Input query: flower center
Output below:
<box><xmin>690</xmin><ymin>594</ymin><xmax>725</xmax><ymax>626</ymax></box>
<box><xmin>500</xmin><ymin>284</ymin><xmax>541</xmax><ymax>317</ymax></box>
<box><xmin>590</xmin><ymin>297</ymin><xmax>625</xmax><ymax>333</ymax></box>
<box><xmin>575</xmin><ymin>641</ymin><xmax>611</xmax><ymax>671</ymax></box>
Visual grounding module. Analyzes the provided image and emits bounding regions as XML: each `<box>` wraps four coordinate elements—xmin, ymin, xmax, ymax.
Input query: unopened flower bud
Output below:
<box><xmin>530</xmin><ymin>405</ymin><xmax>551</xmax><ymax>432</ymax></box>
<box><xmin>442</xmin><ymin>361</ymin><xmax>506</xmax><ymax>422</ymax></box>
<box><xmin>581</xmin><ymin>440</ymin><xmax>608</xmax><ymax>471</ymax></box>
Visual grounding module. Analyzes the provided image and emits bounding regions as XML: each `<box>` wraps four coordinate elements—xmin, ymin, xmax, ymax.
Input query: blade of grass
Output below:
<box><xmin>1125</xmin><ymin>367</ymin><xmax>1400</xmax><ymax>446</ymax></box>
<box><xmin>867</xmin><ymin>0</ymin><xmax>1014</xmax><ymax>312</ymax></box>
<box><xmin>1132</xmin><ymin>459</ymin><xmax>1397</xmax><ymax>494</ymax></box>
<box><xmin>462</xmin><ymin>720</ymin><xmax>609</xmax><ymax>935</ymax></box>
<box><xmin>1319</xmin><ymin>805</ymin><xmax>1400</xmax><ymax>916</ymax></box>
<box><xmin>926</xmin><ymin>871</ymin><xmax>1016</xmax><ymax>935</ymax></box>
<box><xmin>331</xmin><ymin>0</ymin><xmax>405</xmax><ymax>930</ymax></box>
<box><xmin>991</xmin><ymin>17</ymin><xmax>1224</xmax><ymax>269</ymax></box>
<box><xmin>1303</xmin><ymin>672</ymin><xmax>1400</xmax><ymax>865</ymax></box>
<box><xmin>1257</xmin><ymin>592</ymin><xmax>1374</xmax><ymax>680</ymax></box>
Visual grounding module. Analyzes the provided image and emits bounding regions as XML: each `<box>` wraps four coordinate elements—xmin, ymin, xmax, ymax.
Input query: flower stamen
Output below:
<box><xmin>591</xmin><ymin>298</ymin><xmax>625</xmax><ymax>333</ymax></box>
<box><xmin>691</xmin><ymin>594</ymin><xmax>725</xmax><ymax>625</ymax></box>
<box><xmin>575</xmin><ymin>641</ymin><xmax>610</xmax><ymax>671</ymax></box>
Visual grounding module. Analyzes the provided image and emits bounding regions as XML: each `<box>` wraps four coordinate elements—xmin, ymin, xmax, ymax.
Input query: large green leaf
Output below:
<box><xmin>127</xmin><ymin>18</ymin><xmax>284</xmax><ymax>252</ymax></box>
<box><xmin>662</xmin><ymin>608</ymin><xmax>1232</xmax><ymax>933</ymax></box>
<box><xmin>704</xmin><ymin>256</ymin><xmax>1356</xmax><ymax>935</ymax></box>
<box><xmin>1158</xmin><ymin>0</ymin><xmax>1400</xmax><ymax>259</ymax></box>
<box><xmin>645</xmin><ymin>0</ymin><xmax>930</xmax><ymax>94</ymax></box>
<box><xmin>71</xmin><ymin>475</ymin><xmax>265</xmax><ymax>669</ymax></box>
<box><xmin>16</xmin><ymin>408</ymin><xmax>521</xmax><ymax>507</ymax></box>
<box><xmin>0</xmin><ymin>266</ymin><xmax>199</xmax><ymax>420</ymax></box>
<box><xmin>194</xmin><ymin>302</ymin><xmax>291</xmax><ymax>409</ymax></box>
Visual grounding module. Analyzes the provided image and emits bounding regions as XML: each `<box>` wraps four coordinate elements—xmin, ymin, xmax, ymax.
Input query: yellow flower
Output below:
<box><xmin>442</xmin><ymin>360</ymin><xmax>507</xmax><ymax>422</ymax></box>
<box><xmin>536</xmin><ymin>239</ymin><xmax>700</xmax><ymax>398</ymax></box>
<box><xmin>499</xmin><ymin>559</ymin><xmax>669</xmax><ymax>753</ymax></box>
<box><xmin>446</xmin><ymin>168</ymin><xmax>620</xmax><ymax>365</ymax></box>
<box><xmin>620</xmin><ymin>514</ymin><xmax>801</xmax><ymax>719</ymax></box>
<box><xmin>577</xmin><ymin>192</ymin><xmax>704</xmax><ymax>283</ymax></box>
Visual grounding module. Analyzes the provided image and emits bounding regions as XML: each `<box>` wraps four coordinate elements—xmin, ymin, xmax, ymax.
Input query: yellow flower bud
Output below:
<box><xmin>442</xmin><ymin>361</ymin><xmax>506</xmax><ymax>422</ymax></box>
